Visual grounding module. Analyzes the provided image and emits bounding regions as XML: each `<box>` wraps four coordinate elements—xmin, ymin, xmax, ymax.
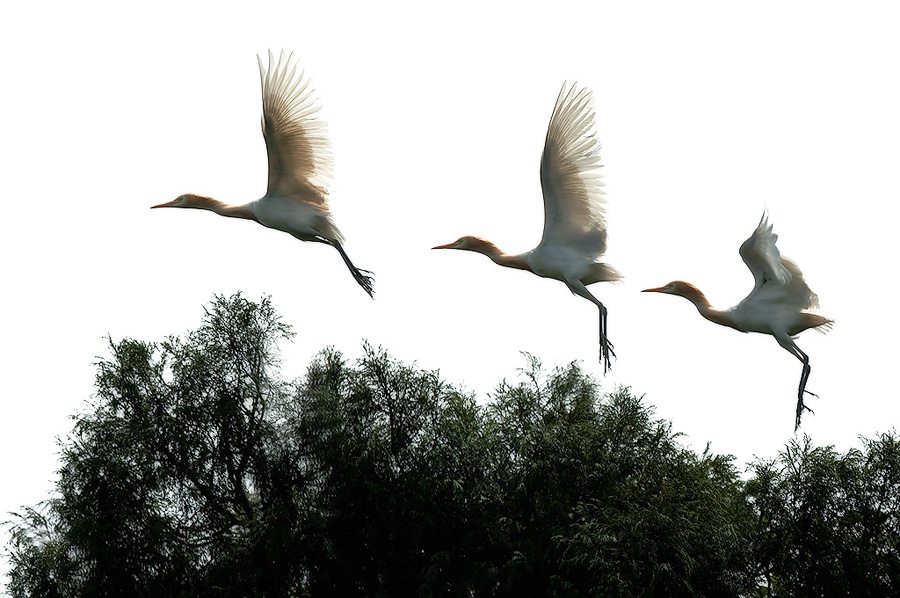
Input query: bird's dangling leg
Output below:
<box><xmin>329</xmin><ymin>240</ymin><xmax>375</xmax><ymax>298</ymax></box>
<box><xmin>565</xmin><ymin>279</ymin><xmax>614</xmax><ymax>374</ymax></box>
<box><xmin>794</xmin><ymin>349</ymin><xmax>817</xmax><ymax>431</ymax></box>
<box><xmin>774</xmin><ymin>336</ymin><xmax>817</xmax><ymax>431</ymax></box>
<box><xmin>598</xmin><ymin>303</ymin><xmax>615</xmax><ymax>374</ymax></box>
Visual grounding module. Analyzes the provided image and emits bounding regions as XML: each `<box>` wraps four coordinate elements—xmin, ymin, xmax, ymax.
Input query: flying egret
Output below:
<box><xmin>152</xmin><ymin>50</ymin><xmax>374</xmax><ymax>297</ymax></box>
<box><xmin>642</xmin><ymin>213</ymin><xmax>832</xmax><ymax>430</ymax></box>
<box><xmin>433</xmin><ymin>83</ymin><xmax>621</xmax><ymax>372</ymax></box>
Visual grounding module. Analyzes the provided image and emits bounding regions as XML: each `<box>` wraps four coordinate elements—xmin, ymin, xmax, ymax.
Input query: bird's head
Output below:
<box><xmin>151</xmin><ymin>194</ymin><xmax>214</xmax><ymax>210</ymax></box>
<box><xmin>432</xmin><ymin>236</ymin><xmax>495</xmax><ymax>254</ymax></box>
<box><xmin>642</xmin><ymin>280</ymin><xmax>704</xmax><ymax>301</ymax></box>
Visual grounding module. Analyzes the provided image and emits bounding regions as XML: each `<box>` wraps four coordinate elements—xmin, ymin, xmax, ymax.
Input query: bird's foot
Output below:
<box><xmin>599</xmin><ymin>338</ymin><xmax>616</xmax><ymax>374</ymax></box>
<box><xmin>354</xmin><ymin>271</ymin><xmax>375</xmax><ymax>298</ymax></box>
<box><xmin>794</xmin><ymin>391</ymin><xmax>818</xmax><ymax>431</ymax></box>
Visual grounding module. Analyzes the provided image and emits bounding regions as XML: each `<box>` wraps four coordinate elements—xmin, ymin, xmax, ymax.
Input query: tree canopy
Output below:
<box><xmin>6</xmin><ymin>293</ymin><xmax>899</xmax><ymax>597</ymax></box>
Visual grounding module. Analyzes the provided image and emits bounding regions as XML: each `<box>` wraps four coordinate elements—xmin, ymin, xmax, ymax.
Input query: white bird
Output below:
<box><xmin>642</xmin><ymin>213</ymin><xmax>832</xmax><ymax>430</ymax></box>
<box><xmin>433</xmin><ymin>83</ymin><xmax>621</xmax><ymax>372</ymax></box>
<box><xmin>152</xmin><ymin>50</ymin><xmax>374</xmax><ymax>297</ymax></box>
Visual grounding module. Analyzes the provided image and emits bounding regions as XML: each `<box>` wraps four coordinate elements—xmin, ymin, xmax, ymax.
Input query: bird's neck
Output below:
<box><xmin>476</xmin><ymin>241</ymin><xmax>531</xmax><ymax>271</ymax></box>
<box><xmin>190</xmin><ymin>195</ymin><xmax>257</xmax><ymax>221</ymax></box>
<box><xmin>680</xmin><ymin>287</ymin><xmax>741</xmax><ymax>331</ymax></box>
<box><xmin>220</xmin><ymin>203</ymin><xmax>258</xmax><ymax>220</ymax></box>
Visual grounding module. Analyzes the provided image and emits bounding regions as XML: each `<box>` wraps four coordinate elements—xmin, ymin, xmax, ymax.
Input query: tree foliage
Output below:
<box><xmin>6</xmin><ymin>294</ymin><xmax>900</xmax><ymax>596</ymax></box>
<box><xmin>746</xmin><ymin>434</ymin><xmax>900</xmax><ymax>596</ymax></box>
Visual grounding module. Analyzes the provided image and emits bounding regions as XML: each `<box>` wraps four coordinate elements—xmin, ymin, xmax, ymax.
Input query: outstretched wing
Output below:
<box><xmin>740</xmin><ymin>212</ymin><xmax>818</xmax><ymax>309</ymax></box>
<box><xmin>258</xmin><ymin>50</ymin><xmax>333</xmax><ymax>206</ymax></box>
<box><xmin>539</xmin><ymin>83</ymin><xmax>608</xmax><ymax>255</ymax></box>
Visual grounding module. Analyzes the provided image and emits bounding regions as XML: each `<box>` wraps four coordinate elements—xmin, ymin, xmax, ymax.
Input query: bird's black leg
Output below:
<box><xmin>330</xmin><ymin>240</ymin><xmax>375</xmax><ymax>298</ymax></box>
<box><xmin>794</xmin><ymin>352</ymin><xmax>817</xmax><ymax>431</ymax></box>
<box><xmin>566</xmin><ymin>280</ymin><xmax>614</xmax><ymax>374</ymax></box>
<box><xmin>598</xmin><ymin>304</ymin><xmax>615</xmax><ymax>374</ymax></box>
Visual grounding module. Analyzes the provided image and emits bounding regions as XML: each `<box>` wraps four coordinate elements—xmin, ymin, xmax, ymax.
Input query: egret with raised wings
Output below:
<box><xmin>152</xmin><ymin>50</ymin><xmax>374</xmax><ymax>297</ymax></box>
<box><xmin>642</xmin><ymin>214</ymin><xmax>832</xmax><ymax>430</ymax></box>
<box><xmin>433</xmin><ymin>83</ymin><xmax>621</xmax><ymax>372</ymax></box>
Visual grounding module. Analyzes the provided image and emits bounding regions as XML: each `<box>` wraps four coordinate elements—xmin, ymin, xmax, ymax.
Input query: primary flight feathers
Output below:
<box><xmin>258</xmin><ymin>50</ymin><xmax>333</xmax><ymax>207</ymax></box>
<box><xmin>541</xmin><ymin>83</ymin><xmax>608</xmax><ymax>249</ymax></box>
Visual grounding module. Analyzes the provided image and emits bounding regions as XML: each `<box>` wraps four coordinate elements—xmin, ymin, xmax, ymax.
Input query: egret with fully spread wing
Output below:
<box><xmin>152</xmin><ymin>50</ymin><xmax>374</xmax><ymax>297</ymax></box>
<box><xmin>643</xmin><ymin>213</ymin><xmax>832</xmax><ymax>430</ymax></box>
<box><xmin>433</xmin><ymin>83</ymin><xmax>621</xmax><ymax>372</ymax></box>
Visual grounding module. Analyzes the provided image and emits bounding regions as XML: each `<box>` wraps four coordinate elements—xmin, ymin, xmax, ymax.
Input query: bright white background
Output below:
<box><xmin>2</xmin><ymin>0</ymin><xmax>898</xmax><ymax>585</ymax></box>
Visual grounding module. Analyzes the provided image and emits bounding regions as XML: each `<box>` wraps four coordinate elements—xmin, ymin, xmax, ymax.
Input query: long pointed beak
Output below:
<box><xmin>150</xmin><ymin>200</ymin><xmax>177</xmax><ymax>209</ymax></box>
<box><xmin>431</xmin><ymin>242</ymin><xmax>455</xmax><ymax>250</ymax></box>
<box><xmin>642</xmin><ymin>286</ymin><xmax>666</xmax><ymax>293</ymax></box>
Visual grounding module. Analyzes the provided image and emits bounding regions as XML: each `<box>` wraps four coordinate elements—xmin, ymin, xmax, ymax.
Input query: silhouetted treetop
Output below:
<box><xmin>6</xmin><ymin>294</ymin><xmax>898</xmax><ymax>597</ymax></box>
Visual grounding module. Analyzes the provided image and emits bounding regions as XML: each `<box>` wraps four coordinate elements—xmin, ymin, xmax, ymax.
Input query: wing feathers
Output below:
<box><xmin>539</xmin><ymin>83</ymin><xmax>608</xmax><ymax>254</ymax></box>
<box><xmin>259</xmin><ymin>50</ymin><xmax>333</xmax><ymax>206</ymax></box>
<box><xmin>740</xmin><ymin>213</ymin><xmax>790</xmax><ymax>288</ymax></box>
<box><xmin>740</xmin><ymin>212</ymin><xmax>818</xmax><ymax>310</ymax></box>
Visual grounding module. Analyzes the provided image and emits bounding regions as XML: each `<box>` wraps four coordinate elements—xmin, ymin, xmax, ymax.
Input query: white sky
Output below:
<box><xmin>2</xmin><ymin>0</ymin><xmax>899</xmax><ymax>584</ymax></box>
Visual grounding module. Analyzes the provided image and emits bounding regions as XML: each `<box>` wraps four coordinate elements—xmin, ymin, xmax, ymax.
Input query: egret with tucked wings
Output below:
<box><xmin>643</xmin><ymin>214</ymin><xmax>832</xmax><ymax>430</ymax></box>
<box><xmin>152</xmin><ymin>50</ymin><xmax>374</xmax><ymax>297</ymax></box>
<box><xmin>433</xmin><ymin>83</ymin><xmax>621</xmax><ymax>372</ymax></box>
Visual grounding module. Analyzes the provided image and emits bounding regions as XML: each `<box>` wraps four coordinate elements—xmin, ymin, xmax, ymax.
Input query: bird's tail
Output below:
<box><xmin>804</xmin><ymin>313</ymin><xmax>834</xmax><ymax>334</ymax></box>
<box><xmin>330</xmin><ymin>240</ymin><xmax>375</xmax><ymax>298</ymax></box>
<box><xmin>583</xmin><ymin>262</ymin><xmax>624</xmax><ymax>285</ymax></box>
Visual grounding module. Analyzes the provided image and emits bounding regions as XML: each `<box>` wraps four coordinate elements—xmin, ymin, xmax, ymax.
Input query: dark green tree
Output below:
<box><xmin>7</xmin><ymin>293</ymin><xmax>304</xmax><ymax>597</ymax></box>
<box><xmin>746</xmin><ymin>433</ymin><xmax>900</xmax><ymax>597</ymax></box>
<box><xmin>287</xmin><ymin>344</ymin><xmax>493</xmax><ymax>596</ymax></box>
<box><xmin>482</xmin><ymin>356</ymin><xmax>756</xmax><ymax>597</ymax></box>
